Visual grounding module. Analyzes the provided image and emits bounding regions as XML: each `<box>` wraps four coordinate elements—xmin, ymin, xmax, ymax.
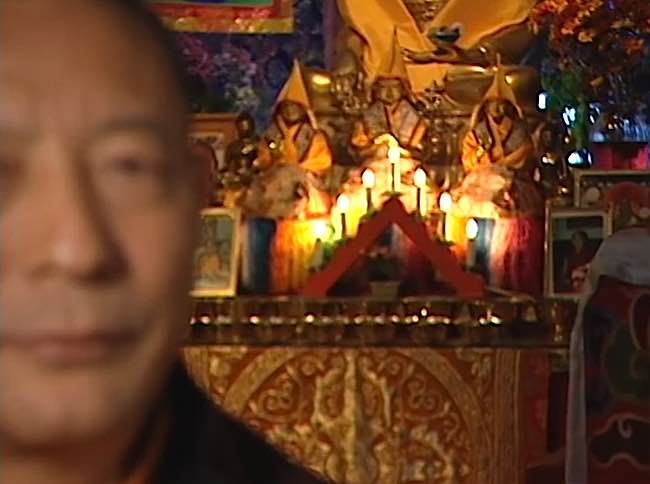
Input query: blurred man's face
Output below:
<box><xmin>0</xmin><ymin>1</ymin><xmax>200</xmax><ymax>449</ymax></box>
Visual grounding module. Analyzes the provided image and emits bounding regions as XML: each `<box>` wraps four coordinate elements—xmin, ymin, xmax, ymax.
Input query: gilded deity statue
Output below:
<box><xmin>424</xmin><ymin>117</ymin><xmax>453</xmax><ymax>166</ymax></box>
<box><xmin>241</xmin><ymin>61</ymin><xmax>333</xmax><ymax>220</ymax></box>
<box><xmin>336</xmin><ymin>0</ymin><xmax>539</xmax><ymax>103</ymax></box>
<box><xmin>453</xmin><ymin>61</ymin><xmax>542</xmax><ymax>218</ymax></box>
<box><xmin>256</xmin><ymin>61</ymin><xmax>333</xmax><ymax>177</ymax></box>
<box><xmin>331</xmin><ymin>49</ymin><xmax>368</xmax><ymax>116</ymax></box>
<box><xmin>535</xmin><ymin>119</ymin><xmax>572</xmax><ymax>202</ymax></box>
<box><xmin>351</xmin><ymin>34</ymin><xmax>428</xmax><ymax>161</ymax></box>
<box><xmin>461</xmin><ymin>61</ymin><xmax>534</xmax><ymax>175</ymax></box>
<box><xmin>222</xmin><ymin>112</ymin><xmax>260</xmax><ymax>187</ymax></box>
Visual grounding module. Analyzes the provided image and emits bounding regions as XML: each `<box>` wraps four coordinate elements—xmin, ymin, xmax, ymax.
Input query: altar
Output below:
<box><xmin>184</xmin><ymin>341</ymin><xmax>562</xmax><ymax>484</ymax></box>
<box><xmin>176</xmin><ymin>0</ymin><xmax>650</xmax><ymax>483</ymax></box>
<box><xmin>182</xmin><ymin>295</ymin><xmax>572</xmax><ymax>484</ymax></box>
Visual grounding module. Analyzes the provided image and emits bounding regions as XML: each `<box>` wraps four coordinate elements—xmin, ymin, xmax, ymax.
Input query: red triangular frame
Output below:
<box><xmin>301</xmin><ymin>197</ymin><xmax>485</xmax><ymax>298</ymax></box>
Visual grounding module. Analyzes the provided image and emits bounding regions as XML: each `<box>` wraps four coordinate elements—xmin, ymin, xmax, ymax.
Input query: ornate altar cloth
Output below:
<box><xmin>183</xmin><ymin>345</ymin><xmax>554</xmax><ymax>484</ymax></box>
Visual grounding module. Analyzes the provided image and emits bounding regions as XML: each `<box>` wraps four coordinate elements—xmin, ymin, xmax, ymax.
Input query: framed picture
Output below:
<box><xmin>150</xmin><ymin>0</ymin><xmax>293</xmax><ymax>33</ymax></box>
<box><xmin>190</xmin><ymin>113</ymin><xmax>238</xmax><ymax>173</ymax></box>
<box><xmin>573</xmin><ymin>169</ymin><xmax>650</xmax><ymax>208</ymax></box>
<box><xmin>545</xmin><ymin>206</ymin><xmax>612</xmax><ymax>298</ymax></box>
<box><xmin>192</xmin><ymin>208</ymin><xmax>241</xmax><ymax>298</ymax></box>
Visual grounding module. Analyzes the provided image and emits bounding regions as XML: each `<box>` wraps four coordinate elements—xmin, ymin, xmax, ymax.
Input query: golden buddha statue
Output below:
<box><xmin>222</xmin><ymin>112</ymin><xmax>260</xmax><ymax>187</ymax></box>
<box><xmin>461</xmin><ymin>60</ymin><xmax>534</xmax><ymax>175</ymax></box>
<box><xmin>424</xmin><ymin>116</ymin><xmax>453</xmax><ymax>166</ymax></box>
<box><xmin>256</xmin><ymin>60</ymin><xmax>333</xmax><ymax>177</ymax></box>
<box><xmin>453</xmin><ymin>61</ymin><xmax>542</xmax><ymax>218</ymax></box>
<box><xmin>535</xmin><ymin>119</ymin><xmax>572</xmax><ymax>202</ymax></box>
<box><xmin>239</xmin><ymin>61</ymin><xmax>333</xmax><ymax>220</ymax></box>
<box><xmin>351</xmin><ymin>34</ymin><xmax>428</xmax><ymax>161</ymax></box>
<box><xmin>336</xmin><ymin>0</ymin><xmax>539</xmax><ymax>105</ymax></box>
<box><xmin>331</xmin><ymin>49</ymin><xmax>368</xmax><ymax>115</ymax></box>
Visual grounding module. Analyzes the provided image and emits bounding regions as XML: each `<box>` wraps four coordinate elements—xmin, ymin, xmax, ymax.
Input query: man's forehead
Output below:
<box><xmin>1</xmin><ymin>1</ymin><xmax>165</xmax><ymax>74</ymax></box>
<box><xmin>0</xmin><ymin>1</ymin><xmax>185</xmax><ymax>123</ymax></box>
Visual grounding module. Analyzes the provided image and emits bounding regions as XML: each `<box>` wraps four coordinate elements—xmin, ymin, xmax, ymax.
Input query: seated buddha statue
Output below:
<box><xmin>453</xmin><ymin>62</ymin><xmax>542</xmax><ymax>218</ymax></box>
<box><xmin>351</xmin><ymin>34</ymin><xmax>428</xmax><ymax>161</ymax></box>
<box><xmin>461</xmin><ymin>60</ymin><xmax>534</xmax><ymax>175</ymax></box>
<box><xmin>240</xmin><ymin>61</ymin><xmax>333</xmax><ymax>221</ymax></box>
<box><xmin>256</xmin><ymin>60</ymin><xmax>333</xmax><ymax>178</ymax></box>
<box><xmin>337</xmin><ymin>0</ymin><xmax>539</xmax><ymax>102</ymax></box>
<box><xmin>222</xmin><ymin>112</ymin><xmax>260</xmax><ymax>188</ymax></box>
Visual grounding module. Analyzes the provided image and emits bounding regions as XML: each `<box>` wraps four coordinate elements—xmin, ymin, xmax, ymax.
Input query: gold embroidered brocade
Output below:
<box><xmin>183</xmin><ymin>346</ymin><xmax>528</xmax><ymax>484</ymax></box>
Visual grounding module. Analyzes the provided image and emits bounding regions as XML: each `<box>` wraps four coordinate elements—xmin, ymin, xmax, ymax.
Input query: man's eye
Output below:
<box><xmin>0</xmin><ymin>156</ymin><xmax>22</xmax><ymax>206</ymax></box>
<box><xmin>111</xmin><ymin>157</ymin><xmax>155</xmax><ymax>176</ymax></box>
<box><xmin>0</xmin><ymin>156</ymin><xmax>19</xmax><ymax>176</ymax></box>
<box><xmin>96</xmin><ymin>155</ymin><xmax>173</xmax><ymax>206</ymax></box>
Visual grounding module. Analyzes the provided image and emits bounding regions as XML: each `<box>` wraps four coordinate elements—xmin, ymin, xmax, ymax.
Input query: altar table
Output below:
<box><xmin>183</xmin><ymin>344</ymin><xmax>560</xmax><ymax>484</ymax></box>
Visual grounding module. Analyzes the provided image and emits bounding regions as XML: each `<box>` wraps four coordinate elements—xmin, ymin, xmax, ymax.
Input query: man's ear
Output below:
<box><xmin>189</xmin><ymin>140</ymin><xmax>214</xmax><ymax>208</ymax></box>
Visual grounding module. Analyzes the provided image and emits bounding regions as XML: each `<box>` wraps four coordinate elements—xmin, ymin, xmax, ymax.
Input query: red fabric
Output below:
<box><xmin>592</xmin><ymin>143</ymin><xmax>649</xmax><ymax>170</ymax></box>
<box><xmin>490</xmin><ymin>217</ymin><xmax>544</xmax><ymax>295</ymax></box>
<box><xmin>583</xmin><ymin>277</ymin><xmax>650</xmax><ymax>484</ymax></box>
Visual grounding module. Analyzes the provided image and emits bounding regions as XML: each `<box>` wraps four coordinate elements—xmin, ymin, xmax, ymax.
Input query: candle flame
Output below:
<box><xmin>336</xmin><ymin>194</ymin><xmax>350</xmax><ymax>213</ymax></box>
<box><xmin>362</xmin><ymin>168</ymin><xmax>376</xmax><ymax>188</ymax></box>
<box><xmin>439</xmin><ymin>192</ymin><xmax>453</xmax><ymax>212</ymax></box>
<box><xmin>414</xmin><ymin>168</ymin><xmax>427</xmax><ymax>188</ymax></box>
<box><xmin>466</xmin><ymin>218</ymin><xmax>479</xmax><ymax>240</ymax></box>
<box><xmin>388</xmin><ymin>146</ymin><xmax>401</xmax><ymax>164</ymax></box>
<box><xmin>313</xmin><ymin>220</ymin><xmax>328</xmax><ymax>239</ymax></box>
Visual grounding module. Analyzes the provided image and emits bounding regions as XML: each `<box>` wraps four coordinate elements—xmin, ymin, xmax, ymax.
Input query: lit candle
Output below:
<box><xmin>336</xmin><ymin>194</ymin><xmax>350</xmax><ymax>238</ymax></box>
<box><xmin>309</xmin><ymin>220</ymin><xmax>328</xmax><ymax>272</ymax></box>
<box><xmin>362</xmin><ymin>168</ymin><xmax>375</xmax><ymax>213</ymax></box>
<box><xmin>388</xmin><ymin>146</ymin><xmax>401</xmax><ymax>193</ymax></box>
<box><xmin>413</xmin><ymin>167</ymin><xmax>427</xmax><ymax>218</ymax></box>
<box><xmin>438</xmin><ymin>191</ymin><xmax>452</xmax><ymax>240</ymax></box>
<box><xmin>465</xmin><ymin>218</ymin><xmax>479</xmax><ymax>270</ymax></box>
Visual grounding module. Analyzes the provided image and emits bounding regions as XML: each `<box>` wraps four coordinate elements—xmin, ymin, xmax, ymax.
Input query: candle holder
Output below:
<box><xmin>465</xmin><ymin>218</ymin><xmax>479</xmax><ymax>271</ymax></box>
<box><xmin>438</xmin><ymin>191</ymin><xmax>453</xmax><ymax>240</ymax></box>
<box><xmin>414</xmin><ymin>167</ymin><xmax>428</xmax><ymax>221</ymax></box>
<box><xmin>362</xmin><ymin>168</ymin><xmax>375</xmax><ymax>214</ymax></box>
<box><xmin>336</xmin><ymin>194</ymin><xmax>350</xmax><ymax>239</ymax></box>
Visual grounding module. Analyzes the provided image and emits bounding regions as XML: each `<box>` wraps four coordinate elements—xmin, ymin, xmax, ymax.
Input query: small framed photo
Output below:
<box><xmin>545</xmin><ymin>206</ymin><xmax>612</xmax><ymax>298</ymax></box>
<box><xmin>190</xmin><ymin>114</ymin><xmax>238</xmax><ymax>173</ymax></box>
<box><xmin>573</xmin><ymin>169</ymin><xmax>650</xmax><ymax>208</ymax></box>
<box><xmin>192</xmin><ymin>208</ymin><xmax>241</xmax><ymax>298</ymax></box>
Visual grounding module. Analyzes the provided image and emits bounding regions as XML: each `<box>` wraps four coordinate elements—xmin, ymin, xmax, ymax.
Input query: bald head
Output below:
<box><xmin>0</xmin><ymin>0</ymin><xmax>201</xmax><ymax>456</ymax></box>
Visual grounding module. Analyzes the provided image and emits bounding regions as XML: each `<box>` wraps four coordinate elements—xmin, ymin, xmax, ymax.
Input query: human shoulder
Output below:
<box><xmin>158</xmin><ymin>366</ymin><xmax>328</xmax><ymax>484</ymax></box>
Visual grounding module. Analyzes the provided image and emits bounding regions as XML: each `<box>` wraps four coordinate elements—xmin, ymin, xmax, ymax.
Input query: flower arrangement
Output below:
<box><xmin>530</xmin><ymin>0</ymin><xmax>650</xmax><ymax>144</ymax></box>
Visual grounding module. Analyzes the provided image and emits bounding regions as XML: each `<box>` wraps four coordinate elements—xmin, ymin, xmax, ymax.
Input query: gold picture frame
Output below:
<box><xmin>544</xmin><ymin>204</ymin><xmax>612</xmax><ymax>299</ymax></box>
<box><xmin>191</xmin><ymin>207</ymin><xmax>242</xmax><ymax>298</ymax></box>
<box><xmin>189</xmin><ymin>113</ymin><xmax>238</xmax><ymax>173</ymax></box>
<box><xmin>573</xmin><ymin>169</ymin><xmax>650</xmax><ymax>208</ymax></box>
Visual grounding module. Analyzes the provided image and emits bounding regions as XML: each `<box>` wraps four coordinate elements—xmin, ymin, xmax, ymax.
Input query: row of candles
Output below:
<box><xmin>334</xmin><ymin>165</ymin><xmax>429</xmax><ymax>233</ymax></box>
<box><xmin>333</xmin><ymin>162</ymin><xmax>480</xmax><ymax>270</ymax></box>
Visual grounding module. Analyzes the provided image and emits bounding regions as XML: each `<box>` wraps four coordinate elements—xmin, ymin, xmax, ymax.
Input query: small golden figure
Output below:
<box><xmin>256</xmin><ymin>60</ymin><xmax>333</xmax><ymax>178</ymax></box>
<box><xmin>461</xmin><ymin>60</ymin><xmax>534</xmax><ymax>175</ymax></box>
<box><xmin>223</xmin><ymin>112</ymin><xmax>260</xmax><ymax>187</ymax></box>
<box><xmin>351</xmin><ymin>33</ymin><xmax>428</xmax><ymax>161</ymax></box>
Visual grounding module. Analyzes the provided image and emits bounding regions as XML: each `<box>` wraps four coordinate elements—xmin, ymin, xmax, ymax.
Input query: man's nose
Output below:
<box><xmin>36</xmin><ymin>164</ymin><xmax>124</xmax><ymax>282</ymax></box>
